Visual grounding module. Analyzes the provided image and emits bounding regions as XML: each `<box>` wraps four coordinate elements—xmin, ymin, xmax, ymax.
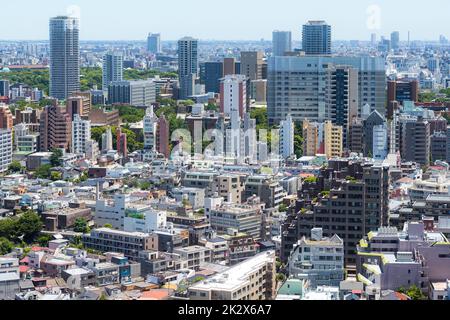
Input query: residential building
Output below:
<box><xmin>178</xmin><ymin>37</ymin><xmax>198</xmax><ymax>99</ymax></box>
<box><xmin>0</xmin><ymin>129</ymin><xmax>12</xmax><ymax>172</ymax></box>
<box><xmin>302</xmin><ymin>21</ymin><xmax>331</xmax><ymax>55</ymax></box>
<box><xmin>288</xmin><ymin>228</ymin><xmax>344</xmax><ymax>288</ymax></box>
<box><xmin>102</xmin><ymin>52</ymin><xmax>123</xmax><ymax>92</ymax></box>
<box><xmin>71</xmin><ymin>114</ymin><xmax>91</xmax><ymax>155</ymax></box>
<box><xmin>187</xmin><ymin>251</ymin><xmax>276</xmax><ymax>300</ymax></box>
<box><xmin>0</xmin><ymin>257</ymin><xmax>20</xmax><ymax>300</ymax></box>
<box><xmin>173</xmin><ymin>246</ymin><xmax>212</xmax><ymax>271</ymax></box>
<box><xmin>39</xmin><ymin>105</ymin><xmax>71</xmax><ymax>152</ymax></box>
<box><xmin>279</xmin><ymin>114</ymin><xmax>295</xmax><ymax>159</ymax></box>
<box><xmin>82</xmin><ymin>228</ymin><xmax>158</xmax><ymax>261</ymax></box>
<box><xmin>49</xmin><ymin>16</ymin><xmax>80</xmax><ymax>99</ymax></box>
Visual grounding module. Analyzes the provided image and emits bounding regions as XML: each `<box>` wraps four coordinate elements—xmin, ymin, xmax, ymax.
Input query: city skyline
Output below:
<box><xmin>0</xmin><ymin>0</ymin><xmax>449</xmax><ymax>41</ymax></box>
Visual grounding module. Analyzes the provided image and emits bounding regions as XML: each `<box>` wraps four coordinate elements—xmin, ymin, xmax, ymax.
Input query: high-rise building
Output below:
<box><xmin>390</xmin><ymin>31</ymin><xmax>400</xmax><ymax>50</ymax></box>
<box><xmin>39</xmin><ymin>105</ymin><xmax>72</xmax><ymax>152</ymax></box>
<box><xmin>272</xmin><ymin>31</ymin><xmax>292</xmax><ymax>56</ymax></box>
<box><xmin>102</xmin><ymin>52</ymin><xmax>123</xmax><ymax>92</ymax></box>
<box><xmin>371</xmin><ymin>33</ymin><xmax>377</xmax><ymax>46</ymax></box>
<box><xmin>71</xmin><ymin>114</ymin><xmax>91</xmax><ymax>155</ymax></box>
<box><xmin>363</xmin><ymin>110</ymin><xmax>386</xmax><ymax>158</ymax></box>
<box><xmin>0</xmin><ymin>105</ymin><xmax>13</xmax><ymax>129</ymax></box>
<box><xmin>0</xmin><ymin>129</ymin><xmax>12</xmax><ymax>173</ymax></box>
<box><xmin>0</xmin><ymin>80</ymin><xmax>9</xmax><ymax>97</ymax></box>
<box><xmin>279</xmin><ymin>114</ymin><xmax>295</xmax><ymax>159</ymax></box>
<box><xmin>267</xmin><ymin>56</ymin><xmax>386</xmax><ymax>125</ymax></box>
<box><xmin>178</xmin><ymin>37</ymin><xmax>198</xmax><ymax>99</ymax></box>
<box><xmin>302</xmin><ymin>21</ymin><xmax>331</xmax><ymax>55</ymax></box>
<box><xmin>223</xmin><ymin>58</ymin><xmax>236</xmax><ymax>76</ymax></box>
<box><xmin>204</xmin><ymin>62</ymin><xmax>224</xmax><ymax>93</ymax></box>
<box><xmin>49</xmin><ymin>16</ymin><xmax>80</xmax><ymax>100</ymax></box>
<box><xmin>66</xmin><ymin>92</ymin><xmax>91</xmax><ymax>120</ymax></box>
<box><xmin>240</xmin><ymin>52</ymin><xmax>264</xmax><ymax>81</ymax></box>
<box><xmin>158</xmin><ymin>115</ymin><xmax>170</xmax><ymax>159</ymax></box>
<box><xmin>147</xmin><ymin>33</ymin><xmax>161</xmax><ymax>54</ymax></box>
<box><xmin>143</xmin><ymin>106</ymin><xmax>158</xmax><ymax>152</ymax></box>
<box><xmin>220</xmin><ymin>75</ymin><xmax>247</xmax><ymax>119</ymax></box>
<box><xmin>402</xmin><ymin>117</ymin><xmax>431</xmax><ymax>167</ymax></box>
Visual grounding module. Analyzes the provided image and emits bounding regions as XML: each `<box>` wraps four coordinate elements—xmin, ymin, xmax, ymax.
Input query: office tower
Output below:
<box><xmin>0</xmin><ymin>106</ymin><xmax>13</xmax><ymax>129</ymax></box>
<box><xmin>49</xmin><ymin>16</ymin><xmax>80</xmax><ymax>100</ymax></box>
<box><xmin>272</xmin><ymin>31</ymin><xmax>292</xmax><ymax>56</ymax></box>
<box><xmin>66</xmin><ymin>92</ymin><xmax>91</xmax><ymax>120</ymax></box>
<box><xmin>108</xmin><ymin>80</ymin><xmax>156</xmax><ymax>107</ymax></box>
<box><xmin>102</xmin><ymin>52</ymin><xmax>123</xmax><ymax>92</ymax></box>
<box><xmin>147</xmin><ymin>33</ymin><xmax>161</xmax><ymax>54</ymax></box>
<box><xmin>302</xmin><ymin>21</ymin><xmax>331</xmax><ymax>55</ymax></box>
<box><xmin>101</xmin><ymin>127</ymin><xmax>113</xmax><ymax>152</ymax></box>
<box><xmin>387</xmin><ymin>78</ymin><xmax>419</xmax><ymax>106</ymax></box>
<box><xmin>327</xmin><ymin>66</ymin><xmax>359</xmax><ymax>148</ymax></box>
<box><xmin>402</xmin><ymin>117</ymin><xmax>431</xmax><ymax>167</ymax></box>
<box><xmin>178</xmin><ymin>37</ymin><xmax>198</xmax><ymax>99</ymax></box>
<box><xmin>279</xmin><ymin>114</ymin><xmax>295</xmax><ymax>159</ymax></box>
<box><xmin>204</xmin><ymin>62</ymin><xmax>224</xmax><ymax>93</ymax></box>
<box><xmin>390</xmin><ymin>31</ymin><xmax>400</xmax><ymax>50</ymax></box>
<box><xmin>116</xmin><ymin>127</ymin><xmax>127</xmax><ymax>158</ymax></box>
<box><xmin>0</xmin><ymin>80</ymin><xmax>9</xmax><ymax>97</ymax></box>
<box><xmin>378</xmin><ymin>38</ymin><xmax>391</xmax><ymax>52</ymax></box>
<box><xmin>71</xmin><ymin>114</ymin><xmax>91</xmax><ymax>155</ymax></box>
<box><xmin>220</xmin><ymin>75</ymin><xmax>247</xmax><ymax>119</ymax></box>
<box><xmin>39</xmin><ymin>105</ymin><xmax>71</xmax><ymax>152</ymax></box>
<box><xmin>223</xmin><ymin>57</ymin><xmax>236</xmax><ymax>76</ymax></box>
<box><xmin>267</xmin><ymin>55</ymin><xmax>386</xmax><ymax>125</ymax></box>
<box><xmin>0</xmin><ymin>129</ymin><xmax>12</xmax><ymax>172</ymax></box>
<box><xmin>240</xmin><ymin>51</ymin><xmax>264</xmax><ymax>81</ymax></box>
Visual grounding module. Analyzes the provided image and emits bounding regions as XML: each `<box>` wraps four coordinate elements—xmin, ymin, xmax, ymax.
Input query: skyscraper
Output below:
<box><xmin>302</xmin><ymin>21</ymin><xmax>331</xmax><ymax>55</ymax></box>
<box><xmin>178</xmin><ymin>37</ymin><xmax>198</xmax><ymax>99</ymax></box>
<box><xmin>102</xmin><ymin>52</ymin><xmax>123</xmax><ymax>92</ymax></box>
<box><xmin>0</xmin><ymin>80</ymin><xmax>9</xmax><ymax>98</ymax></box>
<box><xmin>204</xmin><ymin>62</ymin><xmax>224</xmax><ymax>93</ymax></box>
<box><xmin>71</xmin><ymin>114</ymin><xmax>91</xmax><ymax>155</ymax></box>
<box><xmin>49</xmin><ymin>16</ymin><xmax>80</xmax><ymax>100</ymax></box>
<box><xmin>147</xmin><ymin>33</ymin><xmax>161</xmax><ymax>54</ymax></box>
<box><xmin>220</xmin><ymin>75</ymin><xmax>247</xmax><ymax>119</ymax></box>
<box><xmin>390</xmin><ymin>31</ymin><xmax>400</xmax><ymax>50</ymax></box>
<box><xmin>223</xmin><ymin>58</ymin><xmax>236</xmax><ymax>76</ymax></box>
<box><xmin>279</xmin><ymin>114</ymin><xmax>295</xmax><ymax>159</ymax></box>
<box><xmin>272</xmin><ymin>31</ymin><xmax>292</xmax><ymax>56</ymax></box>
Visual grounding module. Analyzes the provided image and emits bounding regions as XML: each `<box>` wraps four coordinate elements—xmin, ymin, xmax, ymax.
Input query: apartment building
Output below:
<box><xmin>173</xmin><ymin>246</ymin><xmax>212</xmax><ymax>271</ymax></box>
<box><xmin>82</xmin><ymin>228</ymin><xmax>158</xmax><ymax>261</ymax></box>
<box><xmin>187</xmin><ymin>251</ymin><xmax>276</xmax><ymax>300</ymax></box>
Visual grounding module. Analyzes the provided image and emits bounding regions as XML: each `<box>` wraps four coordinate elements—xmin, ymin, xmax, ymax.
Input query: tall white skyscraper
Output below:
<box><xmin>272</xmin><ymin>31</ymin><xmax>292</xmax><ymax>56</ymax></box>
<box><xmin>178</xmin><ymin>37</ymin><xmax>198</xmax><ymax>99</ymax></box>
<box><xmin>147</xmin><ymin>33</ymin><xmax>161</xmax><ymax>54</ymax></box>
<box><xmin>220</xmin><ymin>74</ymin><xmax>247</xmax><ymax>119</ymax></box>
<box><xmin>72</xmin><ymin>114</ymin><xmax>91</xmax><ymax>155</ymax></box>
<box><xmin>279</xmin><ymin>114</ymin><xmax>295</xmax><ymax>159</ymax></box>
<box><xmin>49</xmin><ymin>16</ymin><xmax>80</xmax><ymax>100</ymax></box>
<box><xmin>102</xmin><ymin>52</ymin><xmax>123</xmax><ymax>92</ymax></box>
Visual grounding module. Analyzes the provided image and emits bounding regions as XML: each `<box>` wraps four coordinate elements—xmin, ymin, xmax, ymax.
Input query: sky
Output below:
<box><xmin>0</xmin><ymin>0</ymin><xmax>449</xmax><ymax>41</ymax></box>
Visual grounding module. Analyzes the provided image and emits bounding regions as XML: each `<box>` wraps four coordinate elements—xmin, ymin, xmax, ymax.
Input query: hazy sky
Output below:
<box><xmin>1</xmin><ymin>0</ymin><xmax>449</xmax><ymax>41</ymax></box>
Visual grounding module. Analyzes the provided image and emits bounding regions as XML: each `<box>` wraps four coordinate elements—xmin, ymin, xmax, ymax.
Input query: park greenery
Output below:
<box><xmin>91</xmin><ymin>125</ymin><xmax>144</xmax><ymax>153</ymax></box>
<box><xmin>0</xmin><ymin>211</ymin><xmax>43</xmax><ymax>246</ymax></box>
<box><xmin>0</xmin><ymin>67</ymin><xmax>178</xmax><ymax>95</ymax></box>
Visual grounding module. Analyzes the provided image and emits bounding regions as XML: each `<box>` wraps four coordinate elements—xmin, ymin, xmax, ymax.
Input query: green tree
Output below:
<box><xmin>398</xmin><ymin>285</ymin><xmax>427</xmax><ymax>300</ymax></box>
<box><xmin>8</xmin><ymin>160</ymin><xmax>23</xmax><ymax>173</ymax></box>
<box><xmin>250</xmin><ymin>107</ymin><xmax>269</xmax><ymax>130</ymax></box>
<box><xmin>37</xmin><ymin>234</ymin><xmax>52</xmax><ymax>247</ymax></box>
<box><xmin>0</xmin><ymin>237</ymin><xmax>14</xmax><ymax>255</ymax></box>
<box><xmin>139</xmin><ymin>181</ymin><xmax>152</xmax><ymax>191</ymax></box>
<box><xmin>16</xmin><ymin>211</ymin><xmax>43</xmax><ymax>244</ymax></box>
<box><xmin>73</xmin><ymin>218</ymin><xmax>90</xmax><ymax>234</ymax></box>
<box><xmin>103</xmin><ymin>224</ymin><xmax>113</xmax><ymax>229</ymax></box>
<box><xmin>50</xmin><ymin>148</ymin><xmax>63</xmax><ymax>167</ymax></box>
<box><xmin>279</xmin><ymin>204</ymin><xmax>288</xmax><ymax>212</ymax></box>
<box><xmin>35</xmin><ymin>164</ymin><xmax>52</xmax><ymax>179</ymax></box>
<box><xmin>50</xmin><ymin>171</ymin><xmax>62</xmax><ymax>181</ymax></box>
